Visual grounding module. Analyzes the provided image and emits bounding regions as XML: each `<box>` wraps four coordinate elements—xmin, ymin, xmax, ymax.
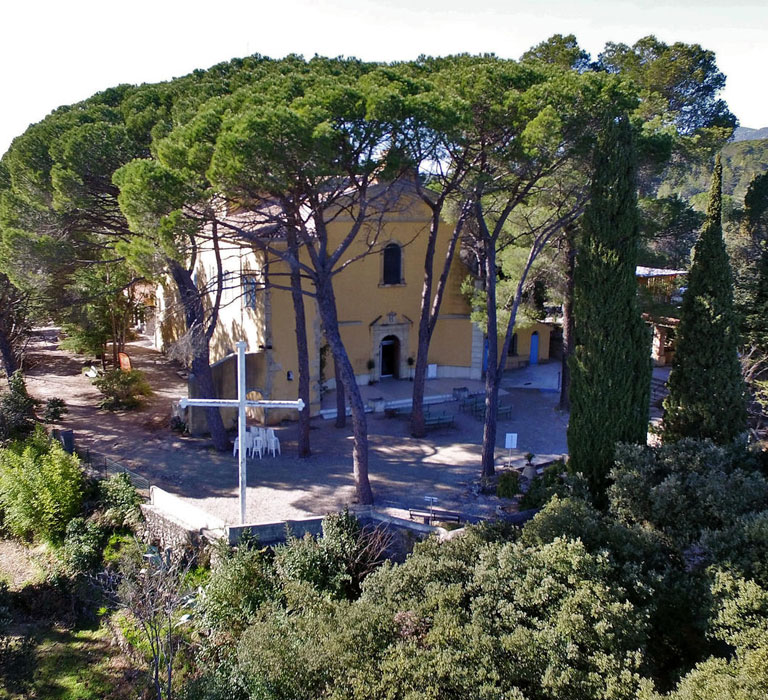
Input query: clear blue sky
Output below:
<box><xmin>1</xmin><ymin>0</ymin><xmax>766</xmax><ymax>156</ymax></box>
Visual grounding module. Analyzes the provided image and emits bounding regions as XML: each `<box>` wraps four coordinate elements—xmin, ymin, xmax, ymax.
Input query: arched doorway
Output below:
<box><xmin>380</xmin><ymin>335</ymin><xmax>400</xmax><ymax>378</ymax></box>
<box><xmin>529</xmin><ymin>331</ymin><xmax>539</xmax><ymax>365</ymax></box>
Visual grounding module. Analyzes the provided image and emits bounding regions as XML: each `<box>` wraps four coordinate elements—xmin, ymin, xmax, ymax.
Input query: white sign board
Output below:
<box><xmin>505</xmin><ymin>432</ymin><xmax>518</xmax><ymax>449</ymax></box>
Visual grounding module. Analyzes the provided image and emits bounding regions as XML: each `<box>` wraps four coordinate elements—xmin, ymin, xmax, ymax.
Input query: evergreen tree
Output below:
<box><xmin>738</xmin><ymin>172</ymin><xmax>768</xmax><ymax>352</ymax></box>
<box><xmin>568</xmin><ymin>116</ymin><xmax>651</xmax><ymax>500</ymax></box>
<box><xmin>663</xmin><ymin>155</ymin><xmax>747</xmax><ymax>443</ymax></box>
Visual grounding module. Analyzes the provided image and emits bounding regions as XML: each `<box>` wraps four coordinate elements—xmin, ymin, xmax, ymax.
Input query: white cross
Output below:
<box><xmin>179</xmin><ymin>341</ymin><xmax>305</xmax><ymax>524</ymax></box>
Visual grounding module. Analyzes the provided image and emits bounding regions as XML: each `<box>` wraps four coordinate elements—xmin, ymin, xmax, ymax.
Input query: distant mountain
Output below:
<box><xmin>658</xmin><ymin>137</ymin><xmax>768</xmax><ymax>209</ymax></box>
<box><xmin>733</xmin><ymin>126</ymin><xmax>768</xmax><ymax>142</ymax></box>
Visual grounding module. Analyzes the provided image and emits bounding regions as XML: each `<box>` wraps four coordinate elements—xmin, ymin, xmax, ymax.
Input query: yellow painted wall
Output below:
<box><xmin>319</xmin><ymin>191</ymin><xmax>474</xmax><ymax>381</ymax></box>
<box><xmin>502</xmin><ymin>322</ymin><xmax>552</xmax><ymax>368</ymax></box>
<box><xmin>154</xmin><ymin>184</ymin><xmax>480</xmax><ymax>424</ymax></box>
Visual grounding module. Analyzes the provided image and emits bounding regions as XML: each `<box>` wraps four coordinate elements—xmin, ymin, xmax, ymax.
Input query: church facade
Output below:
<box><xmin>152</xmin><ymin>183</ymin><xmax>551</xmax><ymax>429</ymax></box>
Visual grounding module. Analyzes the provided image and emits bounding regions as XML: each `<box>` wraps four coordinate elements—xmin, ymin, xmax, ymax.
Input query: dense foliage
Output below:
<box><xmin>177</xmin><ymin>439</ymin><xmax>768</xmax><ymax>699</ymax></box>
<box><xmin>568</xmin><ymin>116</ymin><xmax>651</xmax><ymax>499</ymax></box>
<box><xmin>0</xmin><ymin>426</ymin><xmax>84</xmax><ymax>543</ymax></box>
<box><xmin>663</xmin><ymin>157</ymin><xmax>747</xmax><ymax>443</ymax></box>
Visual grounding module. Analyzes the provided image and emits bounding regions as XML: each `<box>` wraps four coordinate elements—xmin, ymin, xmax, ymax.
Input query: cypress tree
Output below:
<box><xmin>663</xmin><ymin>156</ymin><xmax>747</xmax><ymax>442</ymax></box>
<box><xmin>739</xmin><ymin>172</ymin><xmax>768</xmax><ymax>352</ymax></box>
<box><xmin>568</xmin><ymin>116</ymin><xmax>651</xmax><ymax>500</ymax></box>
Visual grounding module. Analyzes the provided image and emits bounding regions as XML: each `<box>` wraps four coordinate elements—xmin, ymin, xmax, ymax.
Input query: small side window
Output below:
<box><xmin>242</xmin><ymin>275</ymin><xmax>258</xmax><ymax>310</ymax></box>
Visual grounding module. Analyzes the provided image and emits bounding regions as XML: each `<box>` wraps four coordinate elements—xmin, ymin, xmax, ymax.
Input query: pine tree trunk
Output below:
<box><xmin>480</xmin><ymin>246</ymin><xmax>500</xmax><ymax>478</ymax></box>
<box><xmin>287</xmin><ymin>232</ymin><xmax>311</xmax><ymax>457</ymax></box>
<box><xmin>410</xmin><ymin>349</ymin><xmax>428</xmax><ymax>437</ymax></box>
<box><xmin>168</xmin><ymin>260</ymin><xmax>229</xmax><ymax>452</ymax></box>
<box><xmin>334</xmin><ymin>358</ymin><xmax>346</xmax><ymax>428</ymax></box>
<box><xmin>316</xmin><ymin>277</ymin><xmax>373</xmax><ymax>504</ymax></box>
<box><xmin>410</xmin><ymin>214</ymin><xmax>438</xmax><ymax>439</ymax></box>
<box><xmin>410</xmin><ymin>205</ymin><xmax>466</xmax><ymax>438</ymax></box>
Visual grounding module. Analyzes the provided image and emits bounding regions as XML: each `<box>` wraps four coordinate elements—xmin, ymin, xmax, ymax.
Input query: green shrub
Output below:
<box><xmin>97</xmin><ymin>472</ymin><xmax>142</xmax><ymax>527</ymax></box>
<box><xmin>92</xmin><ymin>369</ymin><xmax>151</xmax><ymax>410</ymax></box>
<box><xmin>274</xmin><ymin>531</ymin><xmax>336</xmax><ymax>592</ymax></box>
<box><xmin>609</xmin><ymin>439</ymin><xmax>768</xmax><ymax>546</ymax></box>
<box><xmin>274</xmin><ymin>511</ymin><xmax>390</xmax><ymax>599</ymax></box>
<box><xmin>0</xmin><ymin>371</ymin><xmax>39</xmax><ymax>442</ymax></box>
<box><xmin>42</xmin><ymin>397</ymin><xmax>68</xmax><ymax>423</ymax></box>
<box><xmin>496</xmin><ymin>470</ymin><xmax>520</xmax><ymax>499</ymax></box>
<box><xmin>102</xmin><ymin>532</ymin><xmax>134</xmax><ymax>565</ymax></box>
<box><xmin>62</xmin><ymin>517</ymin><xmax>107</xmax><ymax>574</ymax></box>
<box><xmin>0</xmin><ymin>427</ymin><xmax>85</xmax><ymax>543</ymax></box>
<box><xmin>518</xmin><ymin>460</ymin><xmax>583</xmax><ymax>509</ymax></box>
<box><xmin>200</xmin><ymin>540</ymin><xmax>279</xmax><ymax>634</ymax></box>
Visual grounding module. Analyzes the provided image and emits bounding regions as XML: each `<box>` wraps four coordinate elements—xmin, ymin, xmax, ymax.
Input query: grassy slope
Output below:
<box><xmin>0</xmin><ymin>540</ymin><xmax>144</xmax><ymax>700</ymax></box>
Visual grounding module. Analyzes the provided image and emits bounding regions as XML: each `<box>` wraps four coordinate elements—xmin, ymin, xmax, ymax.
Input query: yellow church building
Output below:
<box><xmin>152</xmin><ymin>179</ymin><xmax>551</xmax><ymax>430</ymax></box>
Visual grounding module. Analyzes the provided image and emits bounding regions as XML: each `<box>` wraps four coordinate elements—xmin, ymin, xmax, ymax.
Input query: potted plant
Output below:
<box><xmin>407</xmin><ymin>356</ymin><xmax>415</xmax><ymax>380</ymax></box>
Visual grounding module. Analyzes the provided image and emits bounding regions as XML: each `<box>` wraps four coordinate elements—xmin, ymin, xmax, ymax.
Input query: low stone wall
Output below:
<box><xmin>141</xmin><ymin>504</ymin><xmax>207</xmax><ymax>551</ymax></box>
<box><xmin>150</xmin><ymin>486</ymin><xmax>226</xmax><ymax>531</ymax></box>
<box><xmin>141</xmin><ymin>486</ymin><xmax>227</xmax><ymax>550</ymax></box>
<box><xmin>144</xmin><ymin>487</ymin><xmax>476</xmax><ymax>557</ymax></box>
<box><xmin>226</xmin><ymin>517</ymin><xmax>324</xmax><ymax>545</ymax></box>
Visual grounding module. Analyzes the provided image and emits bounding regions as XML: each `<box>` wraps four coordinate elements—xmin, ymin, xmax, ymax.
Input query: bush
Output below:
<box><xmin>518</xmin><ymin>460</ymin><xmax>587</xmax><ymax>509</ymax></box>
<box><xmin>0</xmin><ymin>371</ymin><xmax>39</xmax><ymax>442</ymax></box>
<box><xmin>496</xmin><ymin>470</ymin><xmax>520</xmax><ymax>498</ymax></box>
<box><xmin>230</xmin><ymin>534</ymin><xmax>650</xmax><ymax>700</ymax></box>
<box><xmin>0</xmin><ymin>427</ymin><xmax>85</xmax><ymax>543</ymax></box>
<box><xmin>200</xmin><ymin>539</ymin><xmax>279</xmax><ymax>635</ymax></box>
<box><xmin>274</xmin><ymin>511</ymin><xmax>391</xmax><ymax>599</ymax></box>
<box><xmin>42</xmin><ymin>397</ymin><xmax>68</xmax><ymax>423</ymax></box>
<box><xmin>61</xmin><ymin>517</ymin><xmax>106</xmax><ymax>574</ymax></box>
<box><xmin>274</xmin><ymin>531</ymin><xmax>337</xmax><ymax>593</ymax></box>
<box><xmin>97</xmin><ymin>472</ymin><xmax>142</xmax><ymax>528</ymax></box>
<box><xmin>92</xmin><ymin>369</ymin><xmax>151</xmax><ymax>410</ymax></box>
<box><xmin>609</xmin><ymin>439</ymin><xmax>768</xmax><ymax>546</ymax></box>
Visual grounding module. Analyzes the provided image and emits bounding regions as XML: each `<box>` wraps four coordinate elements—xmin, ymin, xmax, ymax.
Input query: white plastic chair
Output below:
<box><xmin>233</xmin><ymin>432</ymin><xmax>249</xmax><ymax>457</ymax></box>
<box><xmin>249</xmin><ymin>434</ymin><xmax>264</xmax><ymax>459</ymax></box>
<box><xmin>265</xmin><ymin>428</ymin><xmax>281</xmax><ymax>457</ymax></box>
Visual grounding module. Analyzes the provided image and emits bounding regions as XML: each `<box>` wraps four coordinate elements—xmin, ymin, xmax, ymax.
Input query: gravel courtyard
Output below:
<box><xmin>23</xmin><ymin>329</ymin><xmax>570</xmax><ymax>526</ymax></box>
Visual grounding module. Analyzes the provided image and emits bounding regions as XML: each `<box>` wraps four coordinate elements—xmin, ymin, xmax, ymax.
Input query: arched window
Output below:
<box><xmin>382</xmin><ymin>243</ymin><xmax>402</xmax><ymax>285</ymax></box>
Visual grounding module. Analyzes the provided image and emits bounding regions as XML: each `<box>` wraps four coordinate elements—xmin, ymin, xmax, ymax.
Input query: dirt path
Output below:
<box><xmin>24</xmin><ymin>329</ymin><xmax>192</xmax><ymax>473</ymax></box>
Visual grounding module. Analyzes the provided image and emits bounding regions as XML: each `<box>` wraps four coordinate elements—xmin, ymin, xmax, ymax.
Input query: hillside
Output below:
<box><xmin>733</xmin><ymin>126</ymin><xmax>768</xmax><ymax>142</ymax></box>
<box><xmin>658</xmin><ymin>137</ymin><xmax>768</xmax><ymax>209</ymax></box>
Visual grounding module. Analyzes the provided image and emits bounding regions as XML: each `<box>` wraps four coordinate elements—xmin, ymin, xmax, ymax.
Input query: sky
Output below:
<box><xmin>1</xmin><ymin>0</ymin><xmax>766</xmax><ymax>157</ymax></box>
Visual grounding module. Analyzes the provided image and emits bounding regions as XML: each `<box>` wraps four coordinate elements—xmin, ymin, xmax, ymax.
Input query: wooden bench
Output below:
<box><xmin>408</xmin><ymin>508</ymin><xmax>462</xmax><ymax>524</ymax></box>
<box><xmin>497</xmin><ymin>404</ymin><xmax>513</xmax><ymax>420</ymax></box>
<box><xmin>459</xmin><ymin>395</ymin><xmax>484</xmax><ymax>413</ymax></box>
